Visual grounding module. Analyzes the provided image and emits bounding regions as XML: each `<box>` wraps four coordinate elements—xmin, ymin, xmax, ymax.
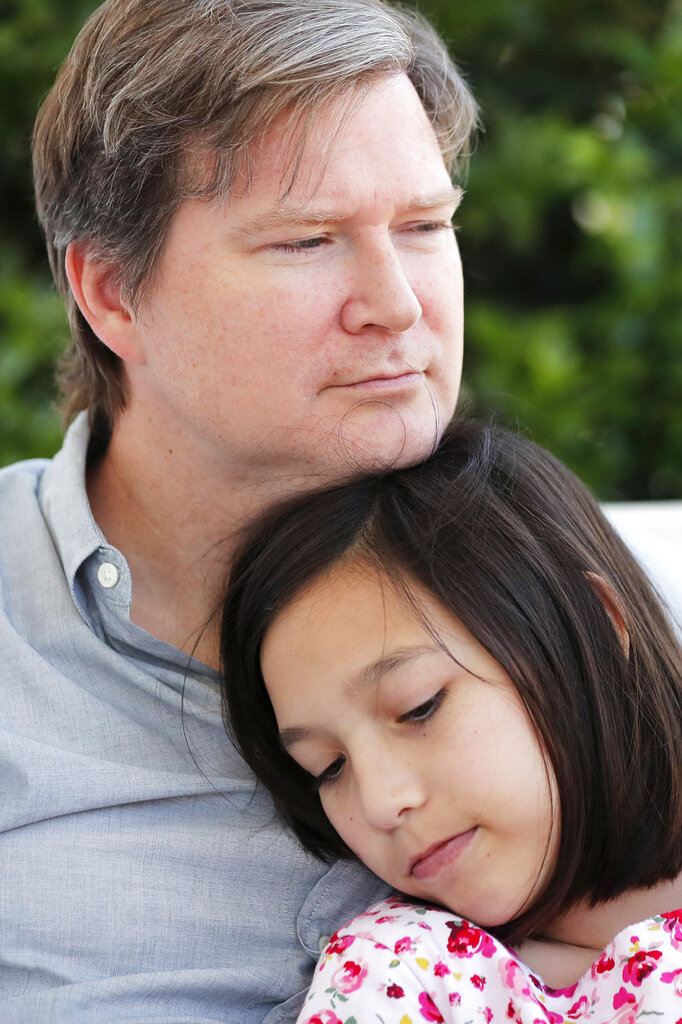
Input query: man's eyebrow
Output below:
<box><xmin>278</xmin><ymin>643</ymin><xmax>439</xmax><ymax>750</ymax></box>
<box><xmin>231</xmin><ymin>187</ymin><xmax>464</xmax><ymax>241</ymax></box>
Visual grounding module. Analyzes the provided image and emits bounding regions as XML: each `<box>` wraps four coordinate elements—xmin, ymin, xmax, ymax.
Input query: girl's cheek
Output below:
<box><xmin>323</xmin><ymin>794</ymin><xmax>355</xmax><ymax>843</ymax></box>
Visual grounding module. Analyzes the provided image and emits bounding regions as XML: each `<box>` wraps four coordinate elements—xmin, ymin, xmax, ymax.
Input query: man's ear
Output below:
<box><xmin>585</xmin><ymin>572</ymin><xmax>630</xmax><ymax>657</ymax></box>
<box><xmin>65</xmin><ymin>241</ymin><xmax>146</xmax><ymax>365</ymax></box>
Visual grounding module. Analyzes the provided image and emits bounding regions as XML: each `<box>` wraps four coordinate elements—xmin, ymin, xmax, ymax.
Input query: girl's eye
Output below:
<box><xmin>314</xmin><ymin>755</ymin><xmax>346</xmax><ymax>789</ymax></box>
<box><xmin>398</xmin><ymin>687</ymin><xmax>446</xmax><ymax>725</ymax></box>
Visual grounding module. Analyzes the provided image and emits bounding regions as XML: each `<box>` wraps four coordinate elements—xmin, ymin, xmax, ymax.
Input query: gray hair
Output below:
<box><xmin>33</xmin><ymin>0</ymin><xmax>478</xmax><ymax>435</ymax></box>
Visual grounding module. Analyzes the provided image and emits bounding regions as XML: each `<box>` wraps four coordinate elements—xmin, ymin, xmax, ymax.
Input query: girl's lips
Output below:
<box><xmin>409</xmin><ymin>828</ymin><xmax>477</xmax><ymax>880</ymax></box>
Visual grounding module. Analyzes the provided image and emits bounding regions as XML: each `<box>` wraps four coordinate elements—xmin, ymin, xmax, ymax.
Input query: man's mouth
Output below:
<box><xmin>327</xmin><ymin>370</ymin><xmax>425</xmax><ymax>390</ymax></box>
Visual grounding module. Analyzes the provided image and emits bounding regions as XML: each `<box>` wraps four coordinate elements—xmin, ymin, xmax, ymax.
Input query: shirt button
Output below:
<box><xmin>318</xmin><ymin>935</ymin><xmax>331</xmax><ymax>952</ymax></box>
<box><xmin>97</xmin><ymin>562</ymin><xmax>119</xmax><ymax>589</ymax></box>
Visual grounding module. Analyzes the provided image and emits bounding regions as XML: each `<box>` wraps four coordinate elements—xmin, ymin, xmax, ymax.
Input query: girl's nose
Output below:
<box><xmin>353</xmin><ymin>748</ymin><xmax>427</xmax><ymax>831</ymax></box>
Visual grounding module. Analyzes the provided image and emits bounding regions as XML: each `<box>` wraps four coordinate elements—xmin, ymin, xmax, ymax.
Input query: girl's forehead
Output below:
<box><xmin>263</xmin><ymin>558</ymin><xmax>430</xmax><ymax>661</ymax></box>
<box><xmin>260</xmin><ymin>557</ymin><xmax>492</xmax><ymax>706</ymax></box>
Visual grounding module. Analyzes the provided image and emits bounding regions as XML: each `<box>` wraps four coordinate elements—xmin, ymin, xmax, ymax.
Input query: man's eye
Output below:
<box><xmin>315</xmin><ymin>755</ymin><xmax>346</xmax><ymax>788</ymax></box>
<box><xmin>409</xmin><ymin>220</ymin><xmax>455</xmax><ymax>234</ymax></box>
<box><xmin>398</xmin><ymin>688</ymin><xmax>446</xmax><ymax>725</ymax></box>
<box><xmin>274</xmin><ymin>236</ymin><xmax>328</xmax><ymax>253</ymax></box>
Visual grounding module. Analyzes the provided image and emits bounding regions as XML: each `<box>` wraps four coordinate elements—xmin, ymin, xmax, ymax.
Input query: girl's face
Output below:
<box><xmin>261</xmin><ymin>559</ymin><xmax>559</xmax><ymax>928</ymax></box>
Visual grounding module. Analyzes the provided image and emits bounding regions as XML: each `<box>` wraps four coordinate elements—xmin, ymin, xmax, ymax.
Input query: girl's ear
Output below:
<box><xmin>585</xmin><ymin>572</ymin><xmax>630</xmax><ymax>657</ymax></box>
<box><xmin>65</xmin><ymin>241</ymin><xmax>146</xmax><ymax>365</ymax></box>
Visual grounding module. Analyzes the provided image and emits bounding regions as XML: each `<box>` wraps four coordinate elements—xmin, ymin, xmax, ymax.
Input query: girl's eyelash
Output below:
<box><xmin>399</xmin><ymin>687</ymin><xmax>447</xmax><ymax>725</ymax></box>
<box><xmin>314</xmin><ymin>755</ymin><xmax>346</xmax><ymax>790</ymax></box>
<box><xmin>313</xmin><ymin>688</ymin><xmax>446</xmax><ymax>789</ymax></box>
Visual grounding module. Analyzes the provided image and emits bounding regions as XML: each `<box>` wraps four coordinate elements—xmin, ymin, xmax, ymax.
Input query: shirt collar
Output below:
<box><xmin>37</xmin><ymin>411</ymin><xmax>221</xmax><ymax>684</ymax></box>
<box><xmin>39</xmin><ymin>411</ymin><xmax>106</xmax><ymax>604</ymax></box>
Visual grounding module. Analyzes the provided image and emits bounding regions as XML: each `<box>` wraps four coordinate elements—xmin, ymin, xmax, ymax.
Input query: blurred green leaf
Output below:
<box><xmin>0</xmin><ymin>0</ymin><xmax>680</xmax><ymax>498</ymax></box>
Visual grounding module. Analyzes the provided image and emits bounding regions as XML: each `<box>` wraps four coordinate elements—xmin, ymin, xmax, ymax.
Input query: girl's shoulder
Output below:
<box><xmin>304</xmin><ymin>897</ymin><xmax>510</xmax><ymax>1022</ymax></box>
<box><xmin>321</xmin><ymin>896</ymin><xmax>509</xmax><ymax>996</ymax></box>
<box><xmin>311</xmin><ymin>899</ymin><xmax>682</xmax><ymax>1023</ymax></box>
<box><xmin>331</xmin><ymin>894</ymin><xmax>500</xmax><ymax>959</ymax></box>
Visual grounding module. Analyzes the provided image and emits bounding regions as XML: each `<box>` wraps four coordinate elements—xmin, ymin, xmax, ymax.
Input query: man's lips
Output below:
<box><xmin>326</xmin><ymin>370</ymin><xmax>424</xmax><ymax>391</ymax></box>
<box><xmin>409</xmin><ymin>828</ymin><xmax>477</xmax><ymax>881</ymax></box>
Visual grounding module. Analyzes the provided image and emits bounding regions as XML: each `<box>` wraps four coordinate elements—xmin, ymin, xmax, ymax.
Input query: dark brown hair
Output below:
<box><xmin>32</xmin><ymin>0</ymin><xmax>477</xmax><ymax>439</ymax></box>
<box><xmin>220</xmin><ymin>419</ymin><xmax>682</xmax><ymax>943</ymax></box>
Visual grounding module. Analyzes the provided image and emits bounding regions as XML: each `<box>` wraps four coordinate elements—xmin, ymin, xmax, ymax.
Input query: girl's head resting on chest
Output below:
<box><xmin>221</xmin><ymin>420</ymin><xmax>682</xmax><ymax>944</ymax></box>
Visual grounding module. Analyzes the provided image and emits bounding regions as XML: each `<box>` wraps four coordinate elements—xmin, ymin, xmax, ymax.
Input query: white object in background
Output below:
<box><xmin>604</xmin><ymin>501</ymin><xmax>682</xmax><ymax>633</ymax></box>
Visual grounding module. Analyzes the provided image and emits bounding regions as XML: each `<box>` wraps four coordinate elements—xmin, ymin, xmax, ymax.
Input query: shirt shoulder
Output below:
<box><xmin>0</xmin><ymin>457</ymin><xmax>52</xmax><ymax>586</ymax></box>
<box><xmin>0</xmin><ymin>456</ymin><xmax>48</xmax><ymax>509</ymax></box>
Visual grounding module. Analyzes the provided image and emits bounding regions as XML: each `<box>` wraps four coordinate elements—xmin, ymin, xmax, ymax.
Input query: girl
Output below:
<box><xmin>221</xmin><ymin>420</ymin><xmax>682</xmax><ymax>1022</ymax></box>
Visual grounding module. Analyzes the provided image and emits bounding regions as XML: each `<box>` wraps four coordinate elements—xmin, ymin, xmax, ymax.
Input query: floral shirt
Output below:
<box><xmin>297</xmin><ymin>897</ymin><xmax>682</xmax><ymax>1024</ymax></box>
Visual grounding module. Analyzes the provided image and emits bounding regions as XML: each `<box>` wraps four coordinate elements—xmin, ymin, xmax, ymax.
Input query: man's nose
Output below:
<box><xmin>353</xmin><ymin>747</ymin><xmax>426</xmax><ymax>831</ymax></box>
<box><xmin>340</xmin><ymin>239</ymin><xmax>422</xmax><ymax>336</ymax></box>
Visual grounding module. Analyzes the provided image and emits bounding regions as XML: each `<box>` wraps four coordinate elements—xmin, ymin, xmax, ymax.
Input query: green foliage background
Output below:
<box><xmin>1</xmin><ymin>0</ymin><xmax>680</xmax><ymax>497</ymax></box>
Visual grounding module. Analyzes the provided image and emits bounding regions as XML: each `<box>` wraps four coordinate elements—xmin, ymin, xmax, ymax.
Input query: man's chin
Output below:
<box><xmin>316</xmin><ymin>404</ymin><xmax>447</xmax><ymax>478</ymax></box>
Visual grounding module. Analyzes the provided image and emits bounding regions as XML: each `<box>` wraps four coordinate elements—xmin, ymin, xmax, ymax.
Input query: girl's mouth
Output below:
<box><xmin>409</xmin><ymin>828</ymin><xmax>477</xmax><ymax>880</ymax></box>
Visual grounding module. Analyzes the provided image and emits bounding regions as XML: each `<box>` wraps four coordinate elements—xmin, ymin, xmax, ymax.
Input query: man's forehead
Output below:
<box><xmin>209</xmin><ymin>74</ymin><xmax>449</xmax><ymax>206</ymax></box>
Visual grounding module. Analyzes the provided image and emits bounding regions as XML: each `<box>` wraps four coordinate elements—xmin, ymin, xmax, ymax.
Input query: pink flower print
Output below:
<box><xmin>483</xmin><ymin>1010</ymin><xmax>493</xmax><ymax>1023</ymax></box>
<box><xmin>419</xmin><ymin>922</ymin><xmax>433</xmax><ymax>930</ymax></box>
<box><xmin>662</xmin><ymin>909</ymin><xmax>682</xmax><ymax>949</ymax></box>
<box><xmin>608</xmin><ymin>990</ymin><xmax>640</xmax><ymax>1024</ymax></box>
<box><xmin>542</xmin><ymin>978</ymin><xmax>578</xmax><ymax>998</ymax></box>
<box><xmin>305</xmin><ymin>1013</ymin><xmax>343</xmax><ymax>1024</ymax></box>
<box><xmin>375</xmin><ymin>915</ymin><xmax>397</xmax><ymax>924</ymax></box>
<box><xmin>387</xmin><ymin>983</ymin><xmax>405</xmax><ymax>998</ymax></box>
<box><xmin>446</xmin><ymin>920</ymin><xmax>496</xmax><ymax>958</ymax></box>
<box><xmin>613</xmin><ymin>987</ymin><xmax>637</xmax><ymax>1010</ymax></box>
<box><xmin>449</xmin><ymin>992</ymin><xmax>461</xmax><ymax>1006</ymax></box>
<box><xmin>395</xmin><ymin>935</ymin><xmax>415</xmax><ymax>954</ymax></box>
<box><xmin>567</xmin><ymin>995</ymin><xmax>590</xmax><ymax>1018</ymax></box>
<box><xmin>326</xmin><ymin>932</ymin><xmax>355</xmax><ymax>957</ymax></box>
<box><xmin>434</xmin><ymin>961</ymin><xmax>450</xmax><ymax>977</ymax></box>
<box><xmin>418</xmin><ymin>991</ymin><xmax>444</xmax><ymax>1021</ymax></box>
<box><xmin>499</xmin><ymin>958</ymin><xmax>532</xmax><ymax>1000</ymax></box>
<box><xmin>622</xmin><ymin>948</ymin><xmax>662</xmax><ymax>986</ymax></box>
<box><xmin>506</xmin><ymin>999</ymin><xmax>522</xmax><ymax>1023</ymax></box>
<box><xmin>661</xmin><ymin>967</ymin><xmax>682</xmax><ymax>995</ymax></box>
<box><xmin>471</xmin><ymin>974</ymin><xmax>486</xmax><ymax>991</ymax></box>
<box><xmin>330</xmin><ymin>959</ymin><xmax>368</xmax><ymax>994</ymax></box>
<box><xmin>593</xmin><ymin>951</ymin><xmax>616</xmax><ymax>977</ymax></box>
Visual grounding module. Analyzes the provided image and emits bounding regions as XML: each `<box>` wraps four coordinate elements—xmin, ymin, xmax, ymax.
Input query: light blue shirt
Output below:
<box><xmin>0</xmin><ymin>413</ymin><xmax>389</xmax><ymax>1023</ymax></box>
<box><xmin>1</xmin><ymin>417</ymin><xmax>679</xmax><ymax>1023</ymax></box>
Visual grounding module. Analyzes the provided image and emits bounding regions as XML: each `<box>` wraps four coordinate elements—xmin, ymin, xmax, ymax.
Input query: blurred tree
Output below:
<box><xmin>0</xmin><ymin>0</ymin><xmax>94</xmax><ymax>463</ymax></box>
<box><xmin>0</xmin><ymin>0</ymin><xmax>680</xmax><ymax>497</ymax></box>
<box><xmin>419</xmin><ymin>0</ymin><xmax>681</xmax><ymax>498</ymax></box>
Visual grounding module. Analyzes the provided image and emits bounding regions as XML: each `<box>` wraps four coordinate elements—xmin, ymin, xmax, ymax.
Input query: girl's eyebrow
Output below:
<box><xmin>278</xmin><ymin>644</ymin><xmax>440</xmax><ymax>750</ymax></box>
<box><xmin>351</xmin><ymin>644</ymin><xmax>440</xmax><ymax>695</ymax></box>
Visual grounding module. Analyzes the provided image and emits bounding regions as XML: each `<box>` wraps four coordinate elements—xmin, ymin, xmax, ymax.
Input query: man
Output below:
<box><xmin>1</xmin><ymin>1</ymin><xmax>478</xmax><ymax>1021</ymax></box>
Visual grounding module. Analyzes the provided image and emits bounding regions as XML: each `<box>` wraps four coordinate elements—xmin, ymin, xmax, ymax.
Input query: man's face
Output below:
<box><xmin>129</xmin><ymin>74</ymin><xmax>464</xmax><ymax>485</ymax></box>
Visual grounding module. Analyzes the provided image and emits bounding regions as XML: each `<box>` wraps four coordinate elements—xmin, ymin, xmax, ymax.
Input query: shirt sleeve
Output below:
<box><xmin>296</xmin><ymin>929</ymin><xmax>454</xmax><ymax>1024</ymax></box>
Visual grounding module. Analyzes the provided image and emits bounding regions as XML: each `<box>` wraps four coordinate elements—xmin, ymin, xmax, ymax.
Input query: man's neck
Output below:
<box><xmin>86</xmin><ymin>409</ymin><xmax>306</xmax><ymax>668</ymax></box>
